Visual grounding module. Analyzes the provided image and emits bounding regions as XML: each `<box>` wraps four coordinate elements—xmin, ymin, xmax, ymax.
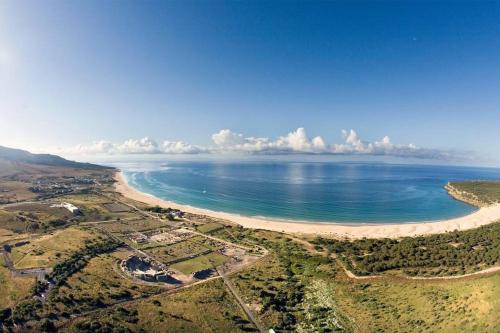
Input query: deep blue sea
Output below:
<box><xmin>114</xmin><ymin>161</ymin><xmax>500</xmax><ymax>224</ymax></box>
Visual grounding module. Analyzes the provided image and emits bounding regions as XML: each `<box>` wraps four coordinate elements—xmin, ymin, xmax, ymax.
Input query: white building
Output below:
<box><xmin>50</xmin><ymin>202</ymin><xmax>81</xmax><ymax>215</ymax></box>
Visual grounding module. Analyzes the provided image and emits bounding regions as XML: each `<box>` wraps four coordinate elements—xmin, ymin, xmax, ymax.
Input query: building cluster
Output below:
<box><xmin>29</xmin><ymin>174</ymin><xmax>114</xmax><ymax>196</ymax></box>
<box><xmin>30</xmin><ymin>179</ymin><xmax>74</xmax><ymax>195</ymax></box>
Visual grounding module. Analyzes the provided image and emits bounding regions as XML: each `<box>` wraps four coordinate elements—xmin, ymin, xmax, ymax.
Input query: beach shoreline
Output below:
<box><xmin>114</xmin><ymin>171</ymin><xmax>500</xmax><ymax>239</ymax></box>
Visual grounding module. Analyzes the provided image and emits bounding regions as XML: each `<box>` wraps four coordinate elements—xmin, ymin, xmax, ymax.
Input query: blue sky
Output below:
<box><xmin>1</xmin><ymin>1</ymin><xmax>499</xmax><ymax>165</ymax></box>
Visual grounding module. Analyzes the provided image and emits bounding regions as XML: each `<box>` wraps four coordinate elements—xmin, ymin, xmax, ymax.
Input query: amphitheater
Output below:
<box><xmin>121</xmin><ymin>255</ymin><xmax>180</xmax><ymax>284</ymax></box>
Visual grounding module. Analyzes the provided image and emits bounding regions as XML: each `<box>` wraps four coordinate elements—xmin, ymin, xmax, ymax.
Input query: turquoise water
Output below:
<box><xmin>115</xmin><ymin>161</ymin><xmax>500</xmax><ymax>224</ymax></box>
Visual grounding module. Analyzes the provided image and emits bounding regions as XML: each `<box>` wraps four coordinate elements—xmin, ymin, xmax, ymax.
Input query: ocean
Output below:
<box><xmin>113</xmin><ymin>161</ymin><xmax>500</xmax><ymax>224</ymax></box>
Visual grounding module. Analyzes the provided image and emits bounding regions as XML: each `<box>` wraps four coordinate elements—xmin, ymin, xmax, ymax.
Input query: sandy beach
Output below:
<box><xmin>114</xmin><ymin>171</ymin><xmax>500</xmax><ymax>239</ymax></box>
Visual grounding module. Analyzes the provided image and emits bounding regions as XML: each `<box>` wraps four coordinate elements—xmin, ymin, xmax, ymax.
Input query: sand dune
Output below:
<box><xmin>115</xmin><ymin>171</ymin><xmax>500</xmax><ymax>239</ymax></box>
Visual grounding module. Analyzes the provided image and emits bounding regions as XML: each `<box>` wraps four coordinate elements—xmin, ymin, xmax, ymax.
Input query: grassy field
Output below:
<box><xmin>10</xmin><ymin>227</ymin><xmax>100</xmax><ymax>269</ymax></box>
<box><xmin>226</xmin><ymin>227</ymin><xmax>500</xmax><ymax>333</ymax></box>
<box><xmin>230</xmin><ymin>230</ymin><xmax>348</xmax><ymax>332</ymax></box>
<box><xmin>170</xmin><ymin>252</ymin><xmax>230</xmax><ymax>274</ymax></box>
<box><xmin>1</xmin><ymin>202</ymin><xmax>77</xmax><ymax>233</ymax></box>
<box><xmin>51</xmin><ymin>249</ymin><xmax>161</xmax><ymax>315</ymax></box>
<box><xmin>99</xmin><ymin>219</ymin><xmax>169</xmax><ymax>233</ymax></box>
<box><xmin>144</xmin><ymin>239</ymin><xmax>212</xmax><ymax>264</ymax></box>
<box><xmin>51</xmin><ymin>193</ymin><xmax>139</xmax><ymax>221</ymax></box>
<box><xmin>0</xmin><ymin>227</ymin><xmax>28</xmax><ymax>244</ymax></box>
<box><xmin>335</xmin><ymin>273</ymin><xmax>500</xmax><ymax>333</ymax></box>
<box><xmin>64</xmin><ymin>279</ymin><xmax>255</xmax><ymax>333</ymax></box>
<box><xmin>0</xmin><ymin>180</ymin><xmax>37</xmax><ymax>203</ymax></box>
<box><xmin>0</xmin><ymin>209</ymin><xmax>32</xmax><ymax>233</ymax></box>
<box><xmin>5</xmin><ymin>202</ymin><xmax>72</xmax><ymax>222</ymax></box>
<box><xmin>0</xmin><ymin>266</ymin><xmax>35</xmax><ymax>310</ymax></box>
<box><xmin>197</xmin><ymin>222</ymin><xmax>224</xmax><ymax>234</ymax></box>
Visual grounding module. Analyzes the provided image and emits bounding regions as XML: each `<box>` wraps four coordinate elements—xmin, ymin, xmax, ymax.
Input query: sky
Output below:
<box><xmin>1</xmin><ymin>1</ymin><xmax>499</xmax><ymax>165</ymax></box>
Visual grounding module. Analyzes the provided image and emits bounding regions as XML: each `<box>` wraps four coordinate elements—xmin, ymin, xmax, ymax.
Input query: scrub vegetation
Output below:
<box><xmin>448</xmin><ymin>180</ymin><xmax>500</xmax><ymax>206</ymax></box>
<box><xmin>0</xmin><ymin>151</ymin><xmax>498</xmax><ymax>333</ymax></box>
<box><xmin>313</xmin><ymin>222</ymin><xmax>500</xmax><ymax>276</ymax></box>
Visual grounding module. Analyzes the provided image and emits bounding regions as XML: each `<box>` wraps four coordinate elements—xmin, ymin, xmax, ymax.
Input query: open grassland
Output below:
<box><xmin>0</xmin><ymin>209</ymin><xmax>33</xmax><ymax>233</ymax></box>
<box><xmin>448</xmin><ymin>180</ymin><xmax>500</xmax><ymax>206</ymax></box>
<box><xmin>51</xmin><ymin>193</ymin><xmax>139</xmax><ymax>221</ymax></box>
<box><xmin>1</xmin><ymin>201</ymin><xmax>87</xmax><ymax>233</ymax></box>
<box><xmin>0</xmin><ymin>227</ymin><xmax>28</xmax><ymax>244</ymax></box>
<box><xmin>100</xmin><ymin>219</ymin><xmax>170</xmax><ymax>233</ymax></box>
<box><xmin>170</xmin><ymin>252</ymin><xmax>230</xmax><ymax>274</ymax></box>
<box><xmin>143</xmin><ymin>239</ymin><xmax>212</xmax><ymax>264</ymax></box>
<box><xmin>64</xmin><ymin>279</ymin><xmax>256</xmax><ymax>333</ymax></box>
<box><xmin>5</xmin><ymin>202</ymin><xmax>71</xmax><ymax>222</ymax></box>
<box><xmin>224</xmin><ymin>227</ymin><xmax>500</xmax><ymax>333</ymax></box>
<box><xmin>336</xmin><ymin>273</ymin><xmax>500</xmax><ymax>333</ymax></box>
<box><xmin>0</xmin><ymin>180</ymin><xmax>37</xmax><ymax>203</ymax></box>
<box><xmin>10</xmin><ymin>227</ymin><xmax>100</xmax><ymax>269</ymax></box>
<box><xmin>196</xmin><ymin>222</ymin><xmax>225</xmax><ymax>234</ymax></box>
<box><xmin>231</xmin><ymin>230</ymin><xmax>352</xmax><ymax>332</ymax></box>
<box><xmin>51</xmin><ymin>249</ymin><xmax>161</xmax><ymax>315</ymax></box>
<box><xmin>0</xmin><ymin>266</ymin><xmax>35</xmax><ymax>310</ymax></box>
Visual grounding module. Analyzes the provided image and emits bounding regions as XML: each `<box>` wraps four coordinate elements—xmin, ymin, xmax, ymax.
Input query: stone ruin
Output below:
<box><xmin>121</xmin><ymin>255</ymin><xmax>180</xmax><ymax>284</ymax></box>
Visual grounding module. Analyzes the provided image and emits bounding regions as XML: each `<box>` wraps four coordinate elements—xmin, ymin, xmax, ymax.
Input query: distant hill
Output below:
<box><xmin>0</xmin><ymin>145</ymin><xmax>112</xmax><ymax>170</ymax></box>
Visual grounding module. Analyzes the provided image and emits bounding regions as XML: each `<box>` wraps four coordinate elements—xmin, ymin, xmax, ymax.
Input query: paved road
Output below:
<box><xmin>217</xmin><ymin>268</ymin><xmax>265</xmax><ymax>333</ymax></box>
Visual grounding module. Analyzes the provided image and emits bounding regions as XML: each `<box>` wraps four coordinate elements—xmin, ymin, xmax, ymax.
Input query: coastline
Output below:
<box><xmin>114</xmin><ymin>171</ymin><xmax>500</xmax><ymax>239</ymax></box>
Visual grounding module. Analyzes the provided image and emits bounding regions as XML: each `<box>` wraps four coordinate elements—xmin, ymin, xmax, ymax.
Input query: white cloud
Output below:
<box><xmin>119</xmin><ymin>137</ymin><xmax>159</xmax><ymax>154</ymax></box>
<box><xmin>66</xmin><ymin>141</ymin><xmax>115</xmax><ymax>154</ymax></box>
<box><xmin>211</xmin><ymin>127</ymin><xmax>328</xmax><ymax>154</ymax></box>
<box><xmin>211</xmin><ymin>129</ymin><xmax>246</xmax><ymax>147</ymax></box>
<box><xmin>63</xmin><ymin>128</ymin><xmax>465</xmax><ymax>160</ymax></box>
<box><xmin>312</xmin><ymin>136</ymin><xmax>326</xmax><ymax>150</ymax></box>
<box><xmin>64</xmin><ymin>137</ymin><xmax>203</xmax><ymax>155</ymax></box>
<box><xmin>161</xmin><ymin>141</ymin><xmax>204</xmax><ymax>154</ymax></box>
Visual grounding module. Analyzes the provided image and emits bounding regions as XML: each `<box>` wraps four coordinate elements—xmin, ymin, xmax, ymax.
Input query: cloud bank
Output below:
<box><xmin>63</xmin><ymin>128</ymin><xmax>466</xmax><ymax>161</ymax></box>
<box><xmin>68</xmin><ymin>137</ymin><xmax>204</xmax><ymax>155</ymax></box>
